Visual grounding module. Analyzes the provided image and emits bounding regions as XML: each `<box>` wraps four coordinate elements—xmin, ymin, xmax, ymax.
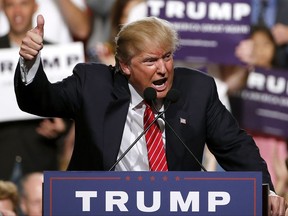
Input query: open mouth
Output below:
<box><xmin>153</xmin><ymin>78</ymin><xmax>167</xmax><ymax>86</ymax></box>
<box><xmin>152</xmin><ymin>78</ymin><xmax>168</xmax><ymax>91</ymax></box>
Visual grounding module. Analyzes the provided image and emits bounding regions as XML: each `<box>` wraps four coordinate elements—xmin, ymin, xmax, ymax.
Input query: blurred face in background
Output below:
<box><xmin>120</xmin><ymin>0</ymin><xmax>143</xmax><ymax>24</ymax></box>
<box><xmin>251</xmin><ymin>30</ymin><xmax>276</xmax><ymax>68</ymax></box>
<box><xmin>3</xmin><ymin>0</ymin><xmax>38</xmax><ymax>35</ymax></box>
<box><xmin>0</xmin><ymin>199</ymin><xmax>14</xmax><ymax>212</ymax></box>
<box><xmin>20</xmin><ymin>173</ymin><xmax>43</xmax><ymax>216</ymax></box>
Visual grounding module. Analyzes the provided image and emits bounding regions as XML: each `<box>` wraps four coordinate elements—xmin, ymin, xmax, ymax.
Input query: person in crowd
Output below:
<box><xmin>35</xmin><ymin>0</ymin><xmax>91</xmax><ymax>43</ymax></box>
<box><xmin>0</xmin><ymin>180</ymin><xmax>19</xmax><ymax>216</ymax></box>
<box><xmin>214</xmin><ymin>0</ymin><xmax>288</xmax><ymax>95</ymax></box>
<box><xmin>0</xmin><ymin>0</ymin><xmax>69</xmax><ymax>180</ymax></box>
<box><xmin>207</xmin><ymin>20</ymin><xmax>285</xmax><ymax>174</ymax></box>
<box><xmin>235</xmin><ymin>24</ymin><xmax>288</xmax><ymax>197</ymax></box>
<box><xmin>190</xmin><ymin>25</ymin><xmax>278</xmax><ymax>172</ymax></box>
<box><xmin>249</xmin><ymin>25</ymin><xmax>278</xmax><ymax>68</ymax></box>
<box><xmin>0</xmin><ymin>0</ymin><xmax>46</xmax><ymax>47</ymax></box>
<box><xmin>0</xmin><ymin>0</ymin><xmax>91</xmax><ymax>43</ymax></box>
<box><xmin>15</xmin><ymin>15</ymin><xmax>287</xmax><ymax>215</ymax></box>
<box><xmin>85</xmin><ymin>0</ymin><xmax>115</xmax><ymax>61</ymax></box>
<box><xmin>0</xmin><ymin>0</ymin><xmax>9</xmax><ymax>36</ymax></box>
<box><xmin>210</xmin><ymin>0</ymin><xmax>288</xmax><ymax>99</ymax></box>
<box><xmin>248</xmin><ymin>0</ymin><xmax>288</xmax><ymax>69</ymax></box>
<box><xmin>19</xmin><ymin>172</ymin><xmax>42</xmax><ymax>216</ymax></box>
<box><xmin>212</xmin><ymin>25</ymin><xmax>278</xmax><ymax>101</ymax></box>
<box><xmin>89</xmin><ymin>0</ymin><xmax>144</xmax><ymax>65</ymax></box>
<box><xmin>236</xmin><ymin>25</ymin><xmax>278</xmax><ymax>69</ymax></box>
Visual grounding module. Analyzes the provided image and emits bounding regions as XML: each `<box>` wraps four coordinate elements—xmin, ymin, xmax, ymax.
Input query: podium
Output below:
<box><xmin>43</xmin><ymin>171</ymin><xmax>263</xmax><ymax>216</ymax></box>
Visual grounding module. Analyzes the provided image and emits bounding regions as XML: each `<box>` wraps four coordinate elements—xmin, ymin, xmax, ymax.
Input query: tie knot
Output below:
<box><xmin>144</xmin><ymin>104</ymin><xmax>154</xmax><ymax>125</ymax></box>
<box><xmin>144</xmin><ymin>101</ymin><xmax>151</xmax><ymax>108</ymax></box>
<box><xmin>145</xmin><ymin>101</ymin><xmax>157</xmax><ymax>113</ymax></box>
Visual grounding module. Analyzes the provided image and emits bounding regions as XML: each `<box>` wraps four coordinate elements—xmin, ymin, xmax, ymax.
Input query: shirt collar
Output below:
<box><xmin>128</xmin><ymin>83</ymin><xmax>164</xmax><ymax>112</ymax></box>
<box><xmin>128</xmin><ymin>83</ymin><xmax>144</xmax><ymax>109</ymax></box>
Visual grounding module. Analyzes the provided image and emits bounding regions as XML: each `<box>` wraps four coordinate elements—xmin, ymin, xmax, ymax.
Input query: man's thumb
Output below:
<box><xmin>35</xmin><ymin>14</ymin><xmax>45</xmax><ymax>38</ymax></box>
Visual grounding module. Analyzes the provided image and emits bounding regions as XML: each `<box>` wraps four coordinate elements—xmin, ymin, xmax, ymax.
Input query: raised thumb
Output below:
<box><xmin>35</xmin><ymin>14</ymin><xmax>45</xmax><ymax>38</ymax></box>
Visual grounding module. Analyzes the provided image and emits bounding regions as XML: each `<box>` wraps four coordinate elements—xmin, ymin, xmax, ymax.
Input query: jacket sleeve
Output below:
<box><xmin>205</xmin><ymin>77</ymin><xmax>274</xmax><ymax>190</ymax></box>
<box><xmin>14</xmin><ymin>60</ymin><xmax>82</xmax><ymax>119</ymax></box>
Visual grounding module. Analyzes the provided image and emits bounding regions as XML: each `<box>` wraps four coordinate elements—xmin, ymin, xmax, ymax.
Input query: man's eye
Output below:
<box><xmin>145</xmin><ymin>62</ymin><xmax>155</xmax><ymax>66</ymax></box>
<box><xmin>147</xmin><ymin>58</ymin><xmax>157</xmax><ymax>62</ymax></box>
<box><xmin>164</xmin><ymin>54</ymin><xmax>172</xmax><ymax>61</ymax></box>
<box><xmin>144</xmin><ymin>59</ymin><xmax>156</xmax><ymax>65</ymax></box>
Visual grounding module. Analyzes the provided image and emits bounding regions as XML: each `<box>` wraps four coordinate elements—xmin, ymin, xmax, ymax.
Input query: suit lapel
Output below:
<box><xmin>103</xmin><ymin>72</ymin><xmax>130</xmax><ymax>170</ymax></box>
<box><xmin>165</xmin><ymin>89</ymin><xmax>189</xmax><ymax>170</ymax></box>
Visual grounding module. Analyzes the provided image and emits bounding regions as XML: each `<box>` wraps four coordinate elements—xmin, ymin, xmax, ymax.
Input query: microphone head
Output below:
<box><xmin>144</xmin><ymin>87</ymin><xmax>157</xmax><ymax>102</ymax></box>
<box><xmin>166</xmin><ymin>89</ymin><xmax>180</xmax><ymax>103</ymax></box>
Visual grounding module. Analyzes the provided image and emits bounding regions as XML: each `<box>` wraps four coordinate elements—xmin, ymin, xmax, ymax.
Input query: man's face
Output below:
<box><xmin>251</xmin><ymin>31</ymin><xmax>275</xmax><ymax>68</ymax></box>
<box><xmin>120</xmin><ymin>48</ymin><xmax>174</xmax><ymax>100</ymax></box>
<box><xmin>3</xmin><ymin>0</ymin><xmax>37</xmax><ymax>35</ymax></box>
<box><xmin>20</xmin><ymin>174</ymin><xmax>43</xmax><ymax>216</ymax></box>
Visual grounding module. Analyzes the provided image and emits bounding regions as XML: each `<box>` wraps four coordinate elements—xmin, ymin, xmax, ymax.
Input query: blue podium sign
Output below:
<box><xmin>43</xmin><ymin>171</ymin><xmax>262</xmax><ymax>216</ymax></box>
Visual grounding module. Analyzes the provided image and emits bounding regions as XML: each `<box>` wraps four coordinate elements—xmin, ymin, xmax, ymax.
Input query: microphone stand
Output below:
<box><xmin>159</xmin><ymin>116</ymin><xmax>207</xmax><ymax>171</ymax></box>
<box><xmin>151</xmin><ymin>100</ymin><xmax>207</xmax><ymax>172</ymax></box>
<box><xmin>109</xmin><ymin>110</ymin><xmax>166</xmax><ymax>171</ymax></box>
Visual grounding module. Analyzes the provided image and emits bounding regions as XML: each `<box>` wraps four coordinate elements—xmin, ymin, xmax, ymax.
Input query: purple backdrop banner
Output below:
<box><xmin>147</xmin><ymin>0</ymin><xmax>251</xmax><ymax>64</ymax></box>
<box><xmin>230</xmin><ymin>67</ymin><xmax>288</xmax><ymax>138</ymax></box>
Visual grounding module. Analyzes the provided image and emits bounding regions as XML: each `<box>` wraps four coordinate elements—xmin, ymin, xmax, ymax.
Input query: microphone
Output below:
<box><xmin>164</xmin><ymin>88</ymin><xmax>180</xmax><ymax>105</ymax></box>
<box><xmin>143</xmin><ymin>86</ymin><xmax>157</xmax><ymax>108</ymax></box>
<box><xmin>109</xmin><ymin>87</ymin><xmax>172</xmax><ymax>171</ymax></box>
<box><xmin>150</xmin><ymin>88</ymin><xmax>207</xmax><ymax>172</ymax></box>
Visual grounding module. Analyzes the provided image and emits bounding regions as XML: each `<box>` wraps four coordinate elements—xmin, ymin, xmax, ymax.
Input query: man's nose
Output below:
<box><xmin>156</xmin><ymin>59</ymin><xmax>167</xmax><ymax>73</ymax></box>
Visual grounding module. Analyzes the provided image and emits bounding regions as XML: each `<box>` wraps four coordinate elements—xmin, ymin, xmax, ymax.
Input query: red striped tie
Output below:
<box><xmin>144</xmin><ymin>104</ymin><xmax>168</xmax><ymax>171</ymax></box>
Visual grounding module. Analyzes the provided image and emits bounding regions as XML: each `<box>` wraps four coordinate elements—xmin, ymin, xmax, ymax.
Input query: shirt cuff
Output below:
<box><xmin>269</xmin><ymin>190</ymin><xmax>277</xmax><ymax>196</ymax></box>
<box><xmin>19</xmin><ymin>54</ymin><xmax>41</xmax><ymax>85</ymax></box>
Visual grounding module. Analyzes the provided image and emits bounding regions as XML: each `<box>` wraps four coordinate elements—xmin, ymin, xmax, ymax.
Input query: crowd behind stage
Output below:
<box><xmin>1</xmin><ymin>0</ymin><xmax>288</xmax><ymax>215</ymax></box>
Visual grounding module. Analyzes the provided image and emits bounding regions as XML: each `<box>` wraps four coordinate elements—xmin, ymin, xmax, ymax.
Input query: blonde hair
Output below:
<box><xmin>0</xmin><ymin>180</ymin><xmax>19</xmax><ymax>213</ymax></box>
<box><xmin>115</xmin><ymin>16</ymin><xmax>179</xmax><ymax>64</ymax></box>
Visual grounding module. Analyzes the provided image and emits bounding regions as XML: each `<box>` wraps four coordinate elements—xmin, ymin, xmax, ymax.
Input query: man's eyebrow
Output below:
<box><xmin>142</xmin><ymin>56</ymin><xmax>158</xmax><ymax>62</ymax></box>
<box><xmin>141</xmin><ymin>51</ymin><xmax>172</xmax><ymax>62</ymax></box>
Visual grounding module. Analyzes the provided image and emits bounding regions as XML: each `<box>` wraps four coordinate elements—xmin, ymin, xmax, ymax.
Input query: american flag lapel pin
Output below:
<box><xmin>180</xmin><ymin>117</ymin><xmax>187</xmax><ymax>124</ymax></box>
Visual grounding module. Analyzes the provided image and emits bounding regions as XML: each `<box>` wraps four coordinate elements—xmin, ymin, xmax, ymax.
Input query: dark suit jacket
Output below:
<box><xmin>14</xmin><ymin>61</ymin><xmax>274</xmax><ymax>189</ymax></box>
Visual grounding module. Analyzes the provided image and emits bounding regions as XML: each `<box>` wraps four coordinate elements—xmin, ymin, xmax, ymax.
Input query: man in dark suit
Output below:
<box><xmin>14</xmin><ymin>15</ymin><xmax>286</xmax><ymax>214</ymax></box>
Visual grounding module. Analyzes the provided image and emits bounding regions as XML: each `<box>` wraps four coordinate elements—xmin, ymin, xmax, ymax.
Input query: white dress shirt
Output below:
<box><xmin>115</xmin><ymin>84</ymin><xmax>165</xmax><ymax>171</ymax></box>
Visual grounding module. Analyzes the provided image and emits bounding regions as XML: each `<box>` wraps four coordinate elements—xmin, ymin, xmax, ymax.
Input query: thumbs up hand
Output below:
<box><xmin>19</xmin><ymin>15</ymin><xmax>45</xmax><ymax>61</ymax></box>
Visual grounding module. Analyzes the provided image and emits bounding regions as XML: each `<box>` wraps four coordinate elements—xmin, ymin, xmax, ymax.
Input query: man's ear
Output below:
<box><xmin>119</xmin><ymin>61</ymin><xmax>131</xmax><ymax>75</ymax></box>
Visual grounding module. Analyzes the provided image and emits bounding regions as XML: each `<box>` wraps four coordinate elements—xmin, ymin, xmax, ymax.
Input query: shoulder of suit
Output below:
<box><xmin>72</xmin><ymin>62</ymin><xmax>114</xmax><ymax>78</ymax></box>
<box><xmin>74</xmin><ymin>62</ymin><xmax>109</xmax><ymax>70</ymax></box>
<box><xmin>174</xmin><ymin>66</ymin><xmax>211</xmax><ymax>78</ymax></box>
